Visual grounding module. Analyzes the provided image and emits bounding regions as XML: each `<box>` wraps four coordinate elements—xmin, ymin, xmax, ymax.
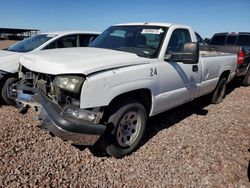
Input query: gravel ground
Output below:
<box><xmin>0</xmin><ymin>82</ymin><xmax>249</xmax><ymax>187</ymax></box>
<box><xmin>0</xmin><ymin>40</ymin><xmax>19</xmax><ymax>49</ymax></box>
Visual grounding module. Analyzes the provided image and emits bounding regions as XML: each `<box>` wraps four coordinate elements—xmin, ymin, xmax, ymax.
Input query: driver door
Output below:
<box><xmin>155</xmin><ymin>29</ymin><xmax>201</xmax><ymax>113</ymax></box>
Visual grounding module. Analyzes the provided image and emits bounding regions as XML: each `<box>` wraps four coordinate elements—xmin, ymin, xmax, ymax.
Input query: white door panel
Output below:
<box><xmin>155</xmin><ymin>60</ymin><xmax>201</xmax><ymax>113</ymax></box>
<box><xmin>153</xmin><ymin>27</ymin><xmax>202</xmax><ymax>114</ymax></box>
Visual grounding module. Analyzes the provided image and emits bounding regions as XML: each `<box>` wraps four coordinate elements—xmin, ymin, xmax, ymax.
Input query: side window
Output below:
<box><xmin>210</xmin><ymin>35</ymin><xmax>226</xmax><ymax>45</ymax></box>
<box><xmin>166</xmin><ymin>29</ymin><xmax>191</xmax><ymax>54</ymax></box>
<box><xmin>79</xmin><ymin>34</ymin><xmax>98</xmax><ymax>47</ymax></box>
<box><xmin>44</xmin><ymin>35</ymin><xmax>78</xmax><ymax>50</ymax></box>
<box><xmin>236</xmin><ymin>34</ymin><xmax>250</xmax><ymax>46</ymax></box>
<box><xmin>226</xmin><ymin>35</ymin><xmax>237</xmax><ymax>45</ymax></box>
<box><xmin>195</xmin><ymin>32</ymin><xmax>203</xmax><ymax>43</ymax></box>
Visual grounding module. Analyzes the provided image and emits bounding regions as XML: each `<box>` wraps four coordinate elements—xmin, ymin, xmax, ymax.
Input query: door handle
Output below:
<box><xmin>192</xmin><ymin>65</ymin><xmax>198</xmax><ymax>72</ymax></box>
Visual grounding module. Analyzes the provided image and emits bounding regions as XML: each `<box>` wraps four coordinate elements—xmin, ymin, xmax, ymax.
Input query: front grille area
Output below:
<box><xmin>21</xmin><ymin>66</ymin><xmax>55</xmax><ymax>96</ymax></box>
<box><xmin>20</xmin><ymin>66</ymin><xmax>80</xmax><ymax>108</ymax></box>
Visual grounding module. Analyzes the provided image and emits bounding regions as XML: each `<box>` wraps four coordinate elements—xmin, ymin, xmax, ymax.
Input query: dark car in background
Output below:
<box><xmin>210</xmin><ymin>32</ymin><xmax>250</xmax><ymax>86</ymax></box>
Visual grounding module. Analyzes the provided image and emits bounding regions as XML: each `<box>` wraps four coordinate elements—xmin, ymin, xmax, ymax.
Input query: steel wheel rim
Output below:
<box><xmin>116</xmin><ymin>110</ymin><xmax>142</xmax><ymax>147</ymax></box>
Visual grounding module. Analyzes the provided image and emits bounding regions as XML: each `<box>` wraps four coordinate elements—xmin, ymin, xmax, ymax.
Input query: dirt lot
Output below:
<box><xmin>0</xmin><ymin>40</ymin><xmax>19</xmax><ymax>49</ymax></box>
<box><xmin>0</xmin><ymin>81</ymin><xmax>249</xmax><ymax>187</ymax></box>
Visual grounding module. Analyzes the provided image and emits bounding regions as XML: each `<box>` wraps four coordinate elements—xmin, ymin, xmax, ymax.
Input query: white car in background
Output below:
<box><xmin>0</xmin><ymin>31</ymin><xmax>99</xmax><ymax>105</ymax></box>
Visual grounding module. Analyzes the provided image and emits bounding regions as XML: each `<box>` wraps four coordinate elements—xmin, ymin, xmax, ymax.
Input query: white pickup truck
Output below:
<box><xmin>15</xmin><ymin>23</ymin><xmax>237</xmax><ymax>158</ymax></box>
<box><xmin>0</xmin><ymin>31</ymin><xmax>99</xmax><ymax>105</ymax></box>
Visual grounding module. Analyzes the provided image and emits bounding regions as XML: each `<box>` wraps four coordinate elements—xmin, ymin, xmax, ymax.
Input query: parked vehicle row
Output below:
<box><xmin>5</xmin><ymin>22</ymin><xmax>240</xmax><ymax>158</ymax></box>
<box><xmin>209</xmin><ymin>32</ymin><xmax>250</xmax><ymax>86</ymax></box>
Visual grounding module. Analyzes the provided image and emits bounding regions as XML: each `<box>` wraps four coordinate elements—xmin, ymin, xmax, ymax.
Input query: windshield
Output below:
<box><xmin>7</xmin><ymin>34</ymin><xmax>54</xmax><ymax>52</ymax></box>
<box><xmin>90</xmin><ymin>26</ymin><xmax>167</xmax><ymax>58</ymax></box>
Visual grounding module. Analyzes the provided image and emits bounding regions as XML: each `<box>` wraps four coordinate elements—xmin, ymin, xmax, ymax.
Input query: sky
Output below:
<box><xmin>0</xmin><ymin>0</ymin><xmax>250</xmax><ymax>38</ymax></box>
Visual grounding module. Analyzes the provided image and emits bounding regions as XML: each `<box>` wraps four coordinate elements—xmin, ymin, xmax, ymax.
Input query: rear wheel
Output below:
<box><xmin>242</xmin><ymin>68</ymin><xmax>250</xmax><ymax>86</ymax></box>
<box><xmin>1</xmin><ymin>77</ymin><xmax>18</xmax><ymax>105</ymax></box>
<box><xmin>211</xmin><ymin>77</ymin><xmax>227</xmax><ymax>104</ymax></box>
<box><xmin>97</xmin><ymin>99</ymin><xmax>147</xmax><ymax>158</ymax></box>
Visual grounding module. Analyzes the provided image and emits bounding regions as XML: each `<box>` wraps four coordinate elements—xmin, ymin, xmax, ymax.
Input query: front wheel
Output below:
<box><xmin>98</xmin><ymin>99</ymin><xmax>147</xmax><ymax>158</ymax></box>
<box><xmin>1</xmin><ymin>77</ymin><xmax>18</xmax><ymax>105</ymax></box>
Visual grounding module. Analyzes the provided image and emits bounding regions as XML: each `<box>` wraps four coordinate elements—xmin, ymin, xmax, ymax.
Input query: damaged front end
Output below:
<box><xmin>13</xmin><ymin>66</ymin><xmax>83</xmax><ymax>110</ymax></box>
<box><xmin>11</xmin><ymin>66</ymin><xmax>106</xmax><ymax>145</ymax></box>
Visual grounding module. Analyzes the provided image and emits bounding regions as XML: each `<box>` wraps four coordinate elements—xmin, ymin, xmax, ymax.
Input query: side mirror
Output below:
<box><xmin>164</xmin><ymin>42</ymin><xmax>199</xmax><ymax>64</ymax></box>
<box><xmin>182</xmin><ymin>42</ymin><xmax>199</xmax><ymax>64</ymax></box>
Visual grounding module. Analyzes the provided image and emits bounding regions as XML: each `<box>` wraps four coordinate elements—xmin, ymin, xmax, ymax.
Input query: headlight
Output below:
<box><xmin>53</xmin><ymin>75</ymin><xmax>85</xmax><ymax>93</ymax></box>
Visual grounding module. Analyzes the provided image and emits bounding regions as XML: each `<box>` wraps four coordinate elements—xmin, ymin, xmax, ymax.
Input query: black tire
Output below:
<box><xmin>1</xmin><ymin>77</ymin><xmax>18</xmax><ymax>106</ymax></box>
<box><xmin>211</xmin><ymin>77</ymin><xmax>227</xmax><ymax>104</ymax></box>
<box><xmin>97</xmin><ymin>99</ymin><xmax>147</xmax><ymax>158</ymax></box>
<box><xmin>242</xmin><ymin>68</ymin><xmax>250</xmax><ymax>86</ymax></box>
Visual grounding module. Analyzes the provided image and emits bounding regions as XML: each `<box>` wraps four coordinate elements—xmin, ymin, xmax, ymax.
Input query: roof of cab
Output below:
<box><xmin>114</xmin><ymin>22</ymin><xmax>193</xmax><ymax>29</ymax></box>
<box><xmin>114</xmin><ymin>22</ymin><xmax>173</xmax><ymax>27</ymax></box>
<box><xmin>213</xmin><ymin>32</ymin><xmax>250</xmax><ymax>36</ymax></box>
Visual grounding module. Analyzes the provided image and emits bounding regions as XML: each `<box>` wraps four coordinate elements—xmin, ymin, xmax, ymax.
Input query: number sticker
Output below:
<box><xmin>150</xmin><ymin>68</ymin><xmax>157</xmax><ymax>76</ymax></box>
<box><xmin>142</xmin><ymin>28</ymin><xmax>164</xmax><ymax>34</ymax></box>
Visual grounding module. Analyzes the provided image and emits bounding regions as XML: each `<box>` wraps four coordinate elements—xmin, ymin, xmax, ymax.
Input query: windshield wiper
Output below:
<box><xmin>114</xmin><ymin>47</ymin><xmax>151</xmax><ymax>58</ymax></box>
<box><xmin>136</xmin><ymin>52</ymin><xmax>151</xmax><ymax>58</ymax></box>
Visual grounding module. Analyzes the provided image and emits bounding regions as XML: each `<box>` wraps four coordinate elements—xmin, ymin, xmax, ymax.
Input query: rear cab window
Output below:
<box><xmin>226</xmin><ymin>35</ymin><xmax>237</xmax><ymax>45</ymax></box>
<box><xmin>79</xmin><ymin>34</ymin><xmax>98</xmax><ymax>47</ymax></box>
<box><xmin>210</xmin><ymin>34</ymin><xmax>226</xmax><ymax>45</ymax></box>
<box><xmin>141</xmin><ymin>33</ymin><xmax>163</xmax><ymax>49</ymax></box>
<box><xmin>237</xmin><ymin>34</ymin><xmax>250</xmax><ymax>46</ymax></box>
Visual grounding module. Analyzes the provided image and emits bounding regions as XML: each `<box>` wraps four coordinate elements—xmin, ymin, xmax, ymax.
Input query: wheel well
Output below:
<box><xmin>220</xmin><ymin>70</ymin><xmax>230</xmax><ymax>81</ymax></box>
<box><xmin>0</xmin><ymin>73</ymin><xmax>18</xmax><ymax>88</ymax></box>
<box><xmin>1</xmin><ymin>73</ymin><xmax>18</xmax><ymax>81</ymax></box>
<box><xmin>107</xmin><ymin>89</ymin><xmax>152</xmax><ymax>115</ymax></box>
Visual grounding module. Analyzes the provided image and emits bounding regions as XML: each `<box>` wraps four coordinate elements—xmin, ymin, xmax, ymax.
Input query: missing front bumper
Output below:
<box><xmin>14</xmin><ymin>84</ymin><xmax>106</xmax><ymax>145</ymax></box>
<box><xmin>8</xmin><ymin>83</ymin><xmax>40</xmax><ymax>108</ymax></box>
<box><xmin>37</xmin><ymin>89</ymin><xmax>106</xmax><ymax>145</ymax></box>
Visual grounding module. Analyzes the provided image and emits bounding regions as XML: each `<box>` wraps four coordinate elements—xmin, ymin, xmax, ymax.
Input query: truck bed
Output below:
<box><xmin>200</xmin><ymin>45</ymin><xmax>240</xmax><ymax>54</ymax></box>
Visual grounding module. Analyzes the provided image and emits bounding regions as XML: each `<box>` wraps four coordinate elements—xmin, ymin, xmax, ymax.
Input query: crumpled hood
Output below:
<box><xmin>0</xmin><ymin>50</ymin><xmax>22</xmax><ymax>73</ymax></box>
<box><xmin>20</xmin><ymin>47</ymin><xmax>149</xmax><ymax>75</ymax></box>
